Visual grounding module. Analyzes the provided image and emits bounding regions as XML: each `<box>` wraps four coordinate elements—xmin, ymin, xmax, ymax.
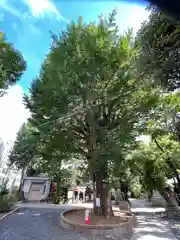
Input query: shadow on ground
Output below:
<box><xmin>131</xmin><ymin>214</ymin><xmax>177</xmax><ymax>240</ymax></box>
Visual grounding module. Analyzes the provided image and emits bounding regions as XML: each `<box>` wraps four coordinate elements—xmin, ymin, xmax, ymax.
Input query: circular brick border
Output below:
<box><xmin>60</xmin><ymin>208</ymin><xmax>135</xmax><ymax>238</ymax></box>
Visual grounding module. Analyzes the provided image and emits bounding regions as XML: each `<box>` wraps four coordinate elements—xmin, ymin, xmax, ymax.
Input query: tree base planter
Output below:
<box><xmin>60</xmin><ymin>208</ymin><xmax>135</xmax><ymax>238</ymax></box>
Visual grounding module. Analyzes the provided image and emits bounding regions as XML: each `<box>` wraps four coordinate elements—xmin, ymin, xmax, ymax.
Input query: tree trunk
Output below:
<box><xmin>160</xmin><ymin>189</ymin><xmax>180</xmax><ymax>218</ymax></box>
<box><xmin>160</xmin><ymin>189</ymin><xmax>178</xmax><ymax>208</ymax></box>
<box><xmin>154</xmin><ymin>138</ymin><xmax>180</xmax><ymax>205</ymax></box>
<box><xmin>86</xmin><ymin>126</ymin><xmax>110</xmax><ymax>216</ymax></box>
<box><xmin>174</xmin><ymin>185</ymin><xmax>180</xmax><ymax>206</ymax></box>
<box><xmin>154</xmin><ymin>138</ymin><xmax>180</xmax><ymax>189</ymax></box>
<box><xmin>55</xmin><ymin>180</ymin><xmax>60</xmax><ymax>204</ymax></box>
<box><xmin>93</xmin><ymin>171</ymin><xmax>112</xmax><ymax>216</ymax></box>
<box><xmin>19</xmin><ymin>168</ymin><xmax>25</xmax><ymax>201</ymax></box>
<box><xmin>92</xmin><ymin>174</ymin><xmax>96</xmax><ymax>212</ymax></box>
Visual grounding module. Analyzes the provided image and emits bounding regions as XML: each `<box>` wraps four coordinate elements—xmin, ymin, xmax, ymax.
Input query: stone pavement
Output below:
<box><xmin>130</xmin><ymin>199</ymin><xmax>178</xmax><ymax>240</ymax></box>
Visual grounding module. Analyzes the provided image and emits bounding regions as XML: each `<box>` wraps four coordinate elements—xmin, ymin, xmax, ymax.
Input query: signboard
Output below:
<box><xmin>96</xmin><ymin>198</ymin><xmax>100</xmax><ymax>207</ymax></box>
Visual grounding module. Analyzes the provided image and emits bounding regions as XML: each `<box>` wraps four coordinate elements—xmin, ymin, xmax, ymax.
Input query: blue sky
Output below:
<box><xmin>0</xmin><ymin>0</ymin><xmax>149</xmax><ymax>142</ymax></box>
<box><xmin>0</xmin><ymin>0</ymin><xmax>148</xmax><ymax>91</ymax></box>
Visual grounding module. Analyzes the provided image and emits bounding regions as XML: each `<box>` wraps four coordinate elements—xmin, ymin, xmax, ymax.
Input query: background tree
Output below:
<box><xmin>9</xmin><ymin>120</ymin><xmax>75</xmax><ymax>203</ymax></box>
<box><xmin>136</xmin><ymin>5</ymin><xmax>180</xmax><ymax>206</ymax></box>
<box><xmin>9</xmin><ymin>123</ymin><xmax>38</xmax><ymax>170</ymax></box>
<box><xmin>0</xmin><ymin>32</ymin><xmax>26</xmax><ymax>95</ymax></box>
<box><xmin>8</xmin><ymin>123</ymin><xmax>39</xmax><ymax>199</ymax></box>
<box><xmin>136</xmin><ymin>6</ymin><xmax>180</xmax><ymax>91</ymax></box>
<box><xmin>130</xmin><ymin>135</ymin><xmax>180</xmax><ymax>207</ymax></box>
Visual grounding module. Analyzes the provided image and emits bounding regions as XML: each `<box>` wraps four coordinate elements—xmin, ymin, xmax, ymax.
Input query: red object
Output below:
<box><xmin>85</xmin><ymin>216</ymin><xmax>90</xmax><ymax>224</ymax></box>
<box><xmin>51</xmin><ymin>182</ymin><xmax>57</xmax><ymax>194</ymax></box>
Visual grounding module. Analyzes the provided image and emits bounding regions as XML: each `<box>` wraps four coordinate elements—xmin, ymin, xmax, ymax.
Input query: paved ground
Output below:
<box><xmin>130</xmin><ymin>199</ymin><xmax>179</xmax><ymax>240</ymax></box>
<box><xmin>0</xmin><ymin>207</ymin><xmax>122</xmax><ymax>240</ymax></box>
<box><xmin>1</xmin><ymin>200</ymin><xmax>180</xmax><ymax>240</ymax></box>
<box><xmin>0</xmin><ymin>208</ymin><xmax>88</xmax><ymax>240</ymax></box>
<box><xmin>170</xmin><ymin>220</ymin><xmax>180</xmax><ymax>239</ymax></box>
<box><xmin>160</xmin><ymin>215</ymin><xmax>180</xmax><ymax>239</ymax></box>
<box><xmin>131</xmin><ymin>213</ymin><xmax>178</xmax><ymax>240</ymax></box>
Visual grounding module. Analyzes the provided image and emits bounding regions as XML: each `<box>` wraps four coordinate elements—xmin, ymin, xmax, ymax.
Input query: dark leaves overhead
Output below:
<box><xmin>136</xmin><ymin>6</ymin><xmax>180</xmax><ymax>91</ymax></box>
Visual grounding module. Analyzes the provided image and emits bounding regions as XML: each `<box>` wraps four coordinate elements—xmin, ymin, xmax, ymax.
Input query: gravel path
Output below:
<box><xmin>0</xmin><ymin>208</ymin><xmax>87</xmax><ymax>240</ymax></box>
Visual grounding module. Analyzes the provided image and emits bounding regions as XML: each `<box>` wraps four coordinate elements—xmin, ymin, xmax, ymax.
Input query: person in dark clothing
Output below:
<box><xmin>79</xmin><ymin>192</ymin><xmax>83</xmax><ymax>201</ymax></box>
<box><xmin>74</xmin><ymin>191</ymin><xmax>78</xmax><ymax>201</ymax></box>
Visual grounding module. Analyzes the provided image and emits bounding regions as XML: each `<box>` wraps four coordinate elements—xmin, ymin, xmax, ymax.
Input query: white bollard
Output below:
<box><xmin>85</xmin><ymin>209</ymin><xmax>90</xmax><ymax>224</ymax></box>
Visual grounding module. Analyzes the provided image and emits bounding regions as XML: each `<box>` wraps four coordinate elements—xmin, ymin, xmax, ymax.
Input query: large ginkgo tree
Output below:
<box><xmin>24</xmin><ymin>11</ymin><xmax>159</xmax><ymax>215</ymax></box>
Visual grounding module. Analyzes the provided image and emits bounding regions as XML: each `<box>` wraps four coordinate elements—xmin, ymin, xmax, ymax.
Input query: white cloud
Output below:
<box><xmin>0</xmin><ymin>0</ymin><xmax>20</xmax><ymax>17</ymax></box>
<box><xmin>23</xmin><ymin>0</ymin><xmax>64</xmax><ymax>20</ymax></box>
<box><xmin>0</xmin><ymin>85</ymin><xmax>30</xmax><ymax>142</ymax></box>
<box><xmin>0</xmin><ymin>0</ymin><xmax>65</xmax><ymax>21</ymax></box>
<box><xmin>116</xmin><ymin>4</ymin><xmax>149</xmax><ymax>35</ymax></box>
<box><xmin>127</xmin><ymin>5</ymin><xmax>149</xmax><ymax>34</ymax></box>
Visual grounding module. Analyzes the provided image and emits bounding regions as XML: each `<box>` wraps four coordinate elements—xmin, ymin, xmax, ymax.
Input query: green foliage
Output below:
<box><xmin>0</xmin><ymin>195</ymin><xmax>14</xmax><ymax>213</ymax></box>
<box><xmin>3</xmin><ymin>10</ymin><xmax>161</xmax><ymax>212</ymax></box>
<box><xmin>129</xmin><ymin>132</ymin><xmax>180</xmax><ymax>195</ymax></box>
<box><xmin>11</xmin><ymin>9</ymin><xmax>180</xmax><ymax>209</ymax></box>
<box><xmin>25</xmin><ymin>11</ymin><xmax>158</xmax><ymax>169</ymax></box>
<box><xmin>51</xmin><ymin>187</ymin><xmax>68</xmax><ymax>204</ymax></box>
<box><xmin>11</xmin><ymin>187</ymin><xmax>21</xmax><ymax>202</ymax></box>
<box><xmin>0</xmin><ymin>185</ymin><xmax>14</xmax><ymax>213</ymax></box>
<box><xmin>131</xmin><ymin>182</ymin><xmax>142</xmax><ymax>198</ymax></box>
<box><xmin>0</xmin><ymin>185</ymin><xmax>9</xmax><ymax>196</ymax></box>
<box><xmin>9</xmin><ymin>123</ymin><xmax>39</xmax><ymax>170</ymax></box>
<box><xmin>0</xmin><ymin>32</ymin><xmax>26</xmax><ymax>94</ymax></box>
<box><xmin>136</xmin><ymin>6</ymin><xmax>180</xmax><ymax>91</ymax></box>
<box><xmin>137</xmin><ymin>18</ymin><xmax>180</xmax><ymax>192</ymax></box>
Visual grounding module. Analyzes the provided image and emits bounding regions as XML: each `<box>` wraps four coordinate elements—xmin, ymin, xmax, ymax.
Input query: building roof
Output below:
<box><xmin>23</xmin><ymin>176</ymin><xmax>50</xmax><ymax>181</ymax></box>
